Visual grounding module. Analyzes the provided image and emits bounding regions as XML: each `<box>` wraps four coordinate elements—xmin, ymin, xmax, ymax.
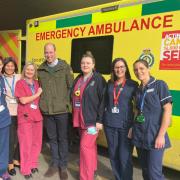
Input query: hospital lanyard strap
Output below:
<box><xmin>29</xmin><ymin>83</ymin><xmax>35</xmax><ymax>95</ymax></box>
<box><xmin>77</xmin><ymin>74</ymin><xmax>92</xmax><ymax>90</ymax></box>
<box><xmin>3</xmin><ymin>75</ymin><xmax>15</xmax><ymax>97</ymax></box>
<box><xmin>139</xmin><ymin>90</ymin><xmax>147</xmax><ymax>113</ymax></box>
<box><xmin>25</xmin><ymin>80</ymin><xmax>36</xmax><ymax>104</ymax></box>
<box><xmin>113</xmin><ymin>80</ymin><xmax>126</xmax><ymax>106</ymax></box>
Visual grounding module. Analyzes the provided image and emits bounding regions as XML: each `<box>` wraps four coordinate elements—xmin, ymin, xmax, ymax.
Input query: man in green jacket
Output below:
<box><xmin>38</xmin><ymin>43</ymin><xmax>74</xmax><ymax>179</ymax></box>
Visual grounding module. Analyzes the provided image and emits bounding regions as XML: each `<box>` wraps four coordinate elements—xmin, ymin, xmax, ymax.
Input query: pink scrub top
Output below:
<box><xmin>72</xmin><ymin>76</ymin><xmax>92</xmax><ymax>129</ymax></box>
<box><xmin>15</xmin><ymin>79</ymin><xmax>42</xmax><ymax>125</ymax></box>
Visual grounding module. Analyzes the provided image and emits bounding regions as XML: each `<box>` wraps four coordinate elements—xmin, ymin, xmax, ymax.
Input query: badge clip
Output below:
<box><xmin>75</xmin><ymin>90</ymin><xmax>80</xmax><ymax>97</ymax></box>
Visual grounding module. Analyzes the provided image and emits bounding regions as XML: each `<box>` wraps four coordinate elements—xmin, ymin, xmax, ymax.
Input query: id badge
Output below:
<box><xmin>135</xmin><ymin>114</ymin><xmax>145</xmax><ymax>123</ymax></box>
<box><xmin>30</xmin><ymin>104</ymin><xmax>37</xmax><ymax>109</ymax></box>
<box><xmin>9</xmin><ymin>99</ymin><xmax>17</xmax><ymax>104</ymax></box>
<box><xmin>75</xmin><ymin>90</ymin><xmax>80</xmax><ymax>97</ymax></box>
<box><xmin>87</xmin><ymin>127</ymin><xmax>97</xmax><ymax>135</ymax></box>
<box><xmin>0</xmin><ymin>105</ymin><xmax>5</xmax><ymax>112</ymax></box>
<box><xmin>112</xmin><ymin>106</ymin><xmax>119</xmax><ymax>113</ymax></box>
<box><xmin>74</xmin><ymin>101</ymin><xmax>81</xmax><ymax>108</ymax></box>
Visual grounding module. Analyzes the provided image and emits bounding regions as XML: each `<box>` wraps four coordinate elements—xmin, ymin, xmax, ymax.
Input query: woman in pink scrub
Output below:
<box><xmin>15</xmin><ymin>62</ymin><xmax>43</xmax><ymax>179</ymax></box>
<box><xmin>71</xmin><ymin>51</ymin><xmax>106</xmax><ymax>180</ymax></box>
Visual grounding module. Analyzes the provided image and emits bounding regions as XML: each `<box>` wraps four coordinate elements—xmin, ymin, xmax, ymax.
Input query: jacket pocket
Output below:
<box><xmin>39</xmin><ymin>98</ymin><xmax>48</xmax><ymax>113</ymax></box>
<box><xmin>52</xmin><ymin>99</ymin><xmax>67</xmax><ymax>113</ymax></box>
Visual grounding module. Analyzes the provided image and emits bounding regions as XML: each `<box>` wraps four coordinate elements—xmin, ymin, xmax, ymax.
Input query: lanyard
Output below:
<box><xmin>25</xmin><ymin>80</ymin><xmax>36</xmax><ymax>106</ymax></box>
<box><xmin>138</xmin><ymin>90</ymin><xmax>147</xmax><ymax>113</ymax></box>
<box><xmin>77</xmin><ymin>74</ymin><xmax>92</xmax><ymax>90</ymax></box>
<box><xmin>3</xmin><ymin>75</ymin><xmax>15</xmax><ymax>97</ymax></box>
<box><xmin>25</xmin><ymin>80</ymin><xmax>35</xmax><ymax>95</ymax></box>
<box><xmin>29</xmin><ymin>83</ymin><xmax>35</xmax><ymax>95</ymax></box>
<box><xmin>113</xmin><ymin>79</ymin><xmax>126</xmax><ymax>106</ymax></box>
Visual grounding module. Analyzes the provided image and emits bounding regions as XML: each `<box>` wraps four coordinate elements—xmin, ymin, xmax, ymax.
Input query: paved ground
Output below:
<box><xmin>10</xmin><ymin>144</ymin><xmax>180</xmax><ymax>180</ymax></box>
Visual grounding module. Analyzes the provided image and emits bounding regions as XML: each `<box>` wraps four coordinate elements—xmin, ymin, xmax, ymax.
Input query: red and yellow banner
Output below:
<box><xmin>160</xmin><ymin>30</ymin><xmax>180</xmax><ymax>70</ymax></box>
<box><xmin>0</xmin><ymin>30</ymin><xmax>21</xmax><ymax>70</ymax></box>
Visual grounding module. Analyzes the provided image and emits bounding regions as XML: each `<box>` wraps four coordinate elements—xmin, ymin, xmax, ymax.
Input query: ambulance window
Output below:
<box><xmin>71</xmin><ymin>35</ymin><xmax>114</xmax><ymax>74</ymax></box>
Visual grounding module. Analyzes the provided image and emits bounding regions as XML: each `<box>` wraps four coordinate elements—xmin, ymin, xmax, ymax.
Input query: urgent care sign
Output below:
<box><xmin>160</xmin><ymin>30</ymin><xmax>180</xmax><ymax>70</ymax></box>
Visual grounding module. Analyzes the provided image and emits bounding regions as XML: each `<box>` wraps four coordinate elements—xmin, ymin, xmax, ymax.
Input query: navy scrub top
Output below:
<box><xmin>0</xmin><ymin>76</ymin><xmax>11</xmax><ymax>128</ymax></box>
<box><xmin>103</xmin><ymin>79</ymin><xmax>138</xmax><ymax>129</ymax></box>
<box><xmin>132</xmin><ymin>76</ymin><xmax>172</xmax><ymax>150</ymax></box>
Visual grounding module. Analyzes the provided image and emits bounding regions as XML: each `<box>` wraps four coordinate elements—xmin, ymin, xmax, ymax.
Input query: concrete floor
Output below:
<box><xmin>10</xmin><ymin>144</ymin><xmax>180</xmax><ymax>180</ymax></box>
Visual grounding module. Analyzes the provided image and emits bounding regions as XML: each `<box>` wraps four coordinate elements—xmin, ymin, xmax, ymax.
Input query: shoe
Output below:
<box><xmin>0</xmin><ymin>172</ymin><xmax>11</xmax><ymax>180</ymax></box>
<box><xmin>24</xmin><ymin>174</ymin><xmax>32</xmax><ymax>179</ymax></box>
<box><xmin>8</xmin><ymin>168</ymin><xmax>16</xmax><ymax>176</ymax></box>
<box><xmin>14</xmin><ymin>164</ymin><xmax>20</xmax><ymax>168</ymax></box>
<box><xmin>59</xmin><ymin>168</ymin><xmax>68</xmax><ymax>180</ymax></box>
<box><xmin>31</xmin><ymin>168</ymin><xmax>38</xmax><ymax>174</ymax></box>
<box><xmin>44</xmin><ymin>166</ymin><xmax>58</xmax><ymax>177</ymax></box>
<box><xmin>13</xmin><ymin>160</ymin><xmax>20</xmax><ymax>168</ymax></box>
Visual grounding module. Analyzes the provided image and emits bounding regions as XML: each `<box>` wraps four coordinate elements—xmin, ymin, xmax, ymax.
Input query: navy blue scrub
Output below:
<box><xmin>104</xmin><ymin>79</ymin><xmax>138</xmax><ymax>180</ymax></box>
<box><xmin>0</xmin><ymin>76</ymin><xmax>11</xmax><ymax>177</ymax></box>
<box><xmin>132</xmin><ymin>76</ymin><xmax>172</xmax><ymax>180</ymax></box>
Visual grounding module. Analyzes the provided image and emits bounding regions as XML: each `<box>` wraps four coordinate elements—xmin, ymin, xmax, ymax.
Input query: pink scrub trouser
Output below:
<box><xmin>18</xmin><ymin>121</ymin><xmax>42</xmax><ymax>175</ymax></box>
<box><xmin>80</xmin><ymin>129</ymin><xmax>98</xmax><ymax>180</ymax></box>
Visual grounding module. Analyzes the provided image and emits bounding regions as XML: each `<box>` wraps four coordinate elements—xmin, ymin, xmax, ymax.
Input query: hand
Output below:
<box><xmin>127</xmin><ymin>128</ymin><xmax>132</xmax><ymax>139</ymax></box>
<box><xmin>96</xmin><ymin>123</ymin><xmax>103</xmax><ymax>131</ymax></box>
<box><xmin>155</xmin><ymin>135</ymin><xmax>165</xmax><ymax>149</ymax></box>
<box><xmin>37</xmin><ymin>88</ymin><xmax>43</xmax><ymax>96</ymax></box>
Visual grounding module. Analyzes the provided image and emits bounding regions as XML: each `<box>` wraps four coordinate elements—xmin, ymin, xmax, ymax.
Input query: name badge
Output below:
<box><xmin>147</xmin><ymin>88</ymin><xmax>154</xmax><ymax>93</ymax></box>
<box><xmin>74</xmin><ymin>101</ymin><xmax>81</xmax><ymax>108</ymax></box>
<box><xmin>9</xmin><ymin>99</ymin><xmax>17</xmax><ymax>104</ymax></box>
<box><xmin>30</xmin><ymin>104</ymin><xmax>37</xmax><ymax>109</ymax></box>
<box><xmin>0</xmin><ymin>105</ymin><xmax>5</xmax><ymax>112</ymax></box>
<box><xmin>112</xmin><ymin>106</ymin><xmax>119</xmax><ymax>113</ymax></box>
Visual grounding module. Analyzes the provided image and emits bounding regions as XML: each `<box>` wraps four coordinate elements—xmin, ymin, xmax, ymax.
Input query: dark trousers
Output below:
<box><xmin>104</xmin><ymin>126</ymin><xmax>133</xmax><ymax>180</ymax></box>
<box><xmin>136</xmin><ymin>148</ymin><xmax>165</xmax><ymax>180</ymax></box>
<box><xmin>44</xmin><ymin>113</ymin><xmax>68</xmax><ymax>169</ymax></box>
<box><xmin>9</xmin><ymin>116</ymin><xmax>20</xmax><ymax>164</ymax></box>
<box><xmin>0</xmin><ymin>126</ymin><xmax>9</xmax><ymax>176</ymax></box>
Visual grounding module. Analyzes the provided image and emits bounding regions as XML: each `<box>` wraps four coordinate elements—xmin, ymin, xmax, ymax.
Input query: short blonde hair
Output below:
<box><xmin>44</xmin><ymin>42</ymin><xmax>56</xmax><ymax>52</ymax></box>
<box><xmin>21</xmin><ymin>62</ymin><xmax>38</xmax><ymax>80</ymax></box>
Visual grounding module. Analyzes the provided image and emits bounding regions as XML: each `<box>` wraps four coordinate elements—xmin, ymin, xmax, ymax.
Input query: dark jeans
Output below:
<box><xmin>136</xmin><ymin>148</ymin><xmax>165</xmax><ymax>180</ymax></box>
<box><xmin>44</xmin><ymin>113</ymin><xmax>68</xmax><ymax>169</ymax></box>
<box><xmin>9</xmin><ymin>116</ymin><xmax>20</xmax><ymax>164</ymax></box>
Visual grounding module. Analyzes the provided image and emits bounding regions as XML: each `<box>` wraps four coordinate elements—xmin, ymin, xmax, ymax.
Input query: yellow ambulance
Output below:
<box><xmin>25</xmin><ymin>0</ymin><xmax>180</xmax><ymax>170</ymax></box>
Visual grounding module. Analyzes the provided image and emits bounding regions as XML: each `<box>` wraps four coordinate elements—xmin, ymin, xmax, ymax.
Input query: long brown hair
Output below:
<box><xmin>110</xmin><ymin>58</ymin><xmax>131</xmax><ymax>83</ymax></box>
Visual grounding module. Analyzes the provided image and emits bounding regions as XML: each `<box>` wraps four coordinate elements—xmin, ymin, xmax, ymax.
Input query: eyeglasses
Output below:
<box><xmin>114</xmin><ymin>66</ymin><xmax>126</xmax><ymax>70</ymax></box>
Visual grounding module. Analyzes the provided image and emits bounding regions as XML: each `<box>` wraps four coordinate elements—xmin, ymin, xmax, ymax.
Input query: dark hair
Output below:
<box><xmin>111</xmin><ymin>58</ymin><xmax>131</xmax><ymax>82</ymax></box>
<box><xmin>81</xmin><ymin>51</ymin><xmax>95</xmax><ymax>64</ymax></box>
<box><xmin>133</xmin><ymin>59</ymin><xmax>149</xmax><ymax>68</ymax></box>
<box><xmin>2</xmin><ymin>57</ymin><xmax>18</xmax><ymax>74</ymax></box>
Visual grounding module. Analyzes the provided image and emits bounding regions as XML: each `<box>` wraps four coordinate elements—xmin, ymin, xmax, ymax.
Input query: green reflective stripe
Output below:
<box><xmin>170</xmin><ymin>90</ymin><xmax>180</xmax><ymax>116</ymax></box>
<box><xmin>142</xmin><ymin>0</ymin><xmax>180</xmax><ymax>16</ymax></box>
<box><xmin>56</xmin><ymin>14</ymin><xmax>92</xmax><ymax>28</ymax></box>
